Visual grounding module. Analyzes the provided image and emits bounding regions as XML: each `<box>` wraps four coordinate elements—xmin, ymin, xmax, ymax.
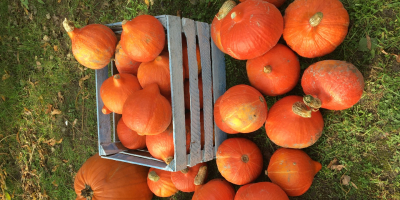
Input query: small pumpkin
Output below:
<box><xmin>74</xmin><ymin>154</ymin><xmax>152</xmax><ymax>200</ymax></box>
<box><xmin>211</xmin><ymin>0</ymin><xmax>236</xmax><ymax>53</ymax></box>
<box><xmin>246</xmin><ymin>44</ymin><xmax>300</xmax><ymax>96</ymax></box>
<box><xmin>283</xmin><ymin>0</ymin><xmax>350</xmax><ymax>58</ymax></box>
<box><xmin>117</xmin><ymin>118</ymin><xmax>146</xmax><ymax>150</ymax></box>
<box><xmin>120</xmin><ymin>15</ymin><xmax>165</xmax><ymax>62</ymax></box>
<box><xmin>267</xmin><ymin>148</ymin><xmax>322</xmax><ymax>196</ymax></box>
<box><xmin>100</xmin><ymin>74</ymin><xmax>142</xmax><ymax>114</ymax></box>
<box><xmin>301</xmin><ymin>60</ymin><xmax>364</xmax><ymax>110</ymax></box>
<box><xmin>184</xmin><ymin>78</ymin><xmax>203</xmax><ymax>110</ymax></box>
<box><xmin>183</xmin><ymin>44</ymin><xmax>202</xmax><ymax>79</ymax></box>
<box><xmin>216</xmin><ymin>138</ymin><xmax>263</xmax><ymax>185</ymax></box>
<box><xmin>234</xmin><ymin>182</ymin><xmax>289</xmax><ymax>200</ymax></box>
<box><xmin>192</xmin><ymin>179</ymin><xmax>235</xmax><ymax>200</ymax></box>
<box><xmin>213</xmin><ymin>97</ymin><xmax>239</xmax><ymax>134</ymax></box>
<box><xmin>122</xmin><ymin>83</ymin><xmax>171</xmax><ymax>135</ymax></box>
<box><xmin>265</xmin><ymin>96</ymin><xmax>324</xmax><ymax>149</ymax></box>
<box><xmin>147</xmin><ymin>168</ymin><xmax>178</xmax><ymax>197</ymax></box>
<box><xmin>115</xmin><ymin>42</ymin><xmax>141</xmax><ymax>75</ymax></box>
<box><xmin>63</xmin><ymin>18</ymin><xmax>117</xmax><ymax>69</ymax></box>
<box><xmin>171</xmin><ymin>163</ymin><xmax>208</xmax><ymax>192</ymax></box>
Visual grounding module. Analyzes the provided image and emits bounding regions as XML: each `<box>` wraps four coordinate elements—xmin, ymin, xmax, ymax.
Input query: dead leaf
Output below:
<box><xmin>58</xmin><ymin>92</ymin><xmax>64</xmax><ymax>102</ymax></box>
<box><xmin>46</xmin><ymin>13</ymin><xmax>51</xmax><ymax>19</ymax></box>
<box><xmin>52</xmin><ymin>165</ymin><xmax>59</xmax><ymax>172</ymax></box>
<box><xmin>79</xmin><ymin>75</ymin><xmax>90</xmax><ymax>88</ymax></box>
<box><xmin>52</xmin><ymin>180</ymin><xmax>58</xmax><ymax>187</ymax></box>
<box><xmin>51</xmin><ymin>109</ymin><xmax>62</xmax><ymax>115</ymax></box>
<box><xmin>331</xmin><ymin>165</ymin><xmax>345</xmax><ymax>171</ymax></box>
<box><xmin>16</xmin><ymin>131</ymin><xmax>20</xmax><ymax>144</ymax></box>
<box><xmin>72</xmin><ymin>119</ymin><xmax>78</xmax><ymax>126</ymax></box>
<box><xmin>62</xmin><ymin>159</ymin><xmax>68</xmax><ymax>163</ymax></box>
<box><xmin>366</xmin><ymin>34</ymin><xmax>371</xmax><ymax>50</ymax></box>
<box><xmin>36</xmin><ymin>61</ymin><xmax>41</xmax><ymax>66</ymax></box>
<box><xmin>50</xmin><ymin>55</ymin><xmax>54</xmax><ymax>60</ymax></box>
<box><xmin>43</xmin><ymin>138</ymin><xmax>56</xmax><ymax>146</ymax></box>
<box><xmin>327</xmin><ymin>158</ymin><xmax>338</xmax><ymax>169</ymax></box>
<box><xmin>341</xmin><ymin>175</ymin><xmax>351</xmax><ymax>185</ymax></box>
<box><xmin>2</xmin><ymin>73</ymin><xmax>10</xmax><ymax>81</ymax></box>
<box><xmin>53</xmin><ymin>45</ymin><xmax>58</xmax><ymax>52</ymax></box>
<box><xmin>24</xmin><ymin>107</ymin><xmax>32</xmax><ymax>115</ymax></box>
<box><xmin>1</xmin><ymin>95</ymin><xmax>5</xmax><ymax>101</ymax></box>
<box><xmin>41</xmin><ymin>42</ymin><xmax>50</xmax><ymax>49</ymax></box>
<box><xmin>56</xmin><ymin>138</ymin><xmax>63</xmax><ymax>144</ymax></box>
<box><xmin>396</xmin><ymin>54</ymin><xmax>400</xmax><ymax>63</ymax></box>
<box><xmin>58</xmin><ymin>0</ymin><xmax>61</xmax><ymax>3</ymax></box>
<box><xmin>351</xmin><ymin>182</ymin><xmax>358</xmax><ymax>189</ymax></box>
<box><xmin>45</xmin><ymin>104</ymin><xmax>52</xmax><ymax>114</ymax></box>
<box><xmin>43</xmin><ymin>35</ymin><xmax>50</xmax><ymax>42</ymax></box>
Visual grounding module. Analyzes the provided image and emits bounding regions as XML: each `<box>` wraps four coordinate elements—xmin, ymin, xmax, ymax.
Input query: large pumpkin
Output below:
<box><xmin>220</xmin><ymin>0</ymin><xmax>283</xmax><ymax>60</ymax></box>
<box><xmin>74</xmin><ymin>154</ymin><xmax>152</xmax><ymax>200</ymax></box>
<box><xmin>120</xmin><ymin>15</ymin><xmax>165</xmax><ymax>62</ymax></box>
<box><xmin>265</xmin><ymin>96</ymin><xmax>324</xmax><ymax>149</ymax></box>
<box><xmin>267</xmin><ymin>148</ymin><xmax>322</xmax><ymax>196</ymax></box>
<box><xmin>115</xmin><ymin>42</ymin><xmax>141</xmax><ymax>75</ymax></box>
<box><xmin>116</xmin><ymin>118</ymin><xmax>146</xmax><ymax>149</ymax></box>
<box><xmin>171</xmin><ymin>163</ymin><xmax>208</xmax><ymax>192</ymax></box>
<box><xmin>213</xmin><ymin>97</ymin><xmax>239</xmax><ymax>134</ymax></box>
<box><xmin>246</xmin><ymin>44</ymin><xmax>300</xmax><ymax>96</ymax></box>
<box><xmin>63</xmin><ymin>19</ymin><xmax>117</xmax><ymax>69</ymax></box>
<box><xmin>283</xmin><ymin>0</ymin><xmax>349</xmax><ymax>58</ymax></box>
<box><xmin>219</xmin><ymin>84</ymin><xmax>268</xmax><ymax>133</ymax></box>
<box><xmin>234</xmin><ymin>182</ymin><xmax>289</xmax><ymax>200</ymax></box>
<box><xmin>192</xmin><ymin>179</ymin><xmax>235</xmax><ymax>200</ymax></box>
<box><xmin>211</xmin><ymin>0</ymin><xmax>236</xmax><ymax>53</ymax></box>
<box><xmin>147</xmin><ymin>168</ymin><xmax>178</xmax><ymax>197</ymax></box>
<box><xmin>301</xmin><ymin>60</ymin><xmax>364</xmax><ymax>110</ymax></box>
<box><xmin>238</xmin><ymin>0</ymin><xmax>286</xmax><ymax>8</ymax></box>
<box><xmin>216</xmin><ymin>138</ymin><xmax>263</xmax><ymax>185</ymax></box>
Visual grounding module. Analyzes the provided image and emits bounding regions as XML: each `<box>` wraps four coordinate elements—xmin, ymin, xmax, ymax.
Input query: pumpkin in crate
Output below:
<box><xmin>216</xmin><ymin>138</ymin><xmax>263</xmax><ymax>185</ymax></box>
<box><xmin>234</xmin><ymin>182</ymin><xmax>289</xmax><ymax>200</ymax></box>
<box><xmin>220</xmin><ymin>0</ymin><xmax>283</xmax><ymax>60</ymax></box>
<box><xmin>100</xmin><ymin>74</ymin><xmax>142</xmax><ymax>114</ymax></box>
<box><xmin>115</xmin><ymin>42</ymin><xmax>141</xmax><ymax>75</ymax></box>
<box><xmin>74</xmin><ymin>154</ymin><xmax>152</xmax><ymax>200</ymax></box>
<box><xmin>171</xmin><ymin>163</ymin><xmax>208</xmax><ymax>192</ymax></box>
<box><xmin>192</xmin><ymin>179</ymin><xmax>235</xmax><ymax>200</ymax></box>
<box><xmin>283</xmin><ymin>0</ymin><xmax>349</xmax><ymax>58</ymax></box>
<box><xmin>63</xmin><ymin>18</ymin><xmax>117</xmax><ymax>69</ymax></box>
<box><xmin>213</xmin><ymin>97</ymin><xmax>238</xmax><ymax>134</ymax></box>
<box><xmin>246</xmin><ymin>44</ymin><xmax>300</xmax><ymax>96</ymax></box>
<box><xmin>238</xmin><ymin>0</ymin><xmax>286</xmax><ymax>8</ymax></box>
<box><xmin>184</xmin><ymin>77</ymin><xmax>203</xmax><ymax>110</ymax></box>
<box><xmin>265</xmin><ymin>96</ymin><xmax>324</xmax><ymax>149</ymax></box>
<box><xmin>266</xmin><ymin>148</ymin><xmax>322</xmax><ymax>196</ymax></box>
<box><xmin>147</xmin><ymin>168</ymin><xmax>178</xmax><ymax>197</ymax></box>
<box><xmin>120</xmin><ymin>15</ymin><xmax>165</xmax><ymax>62</ymax></box>
<box><xmin>211</xmin><ymin>0</ymin><xmax>236</xmax><ymax>53</ymax></box>
<box><xmin>122</xmin><ymin>83</ymin><xmax>171</xmax><ymax>135</ymax></box>
<box><xmin>301</xmin><ymin>60</ymin><xmax>364</xmax><ymax>110</ymax></box>
<box><xmin>116</xmin><ymin>118</ymin><xmax>146</xmax><ymax>149</ymax></box>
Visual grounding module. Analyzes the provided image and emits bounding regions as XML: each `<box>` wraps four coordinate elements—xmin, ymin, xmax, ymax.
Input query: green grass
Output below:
<box><xmin>0</xmin><ymin>0</ymin><xmax>399</xmax><ymax>199</ymax></box>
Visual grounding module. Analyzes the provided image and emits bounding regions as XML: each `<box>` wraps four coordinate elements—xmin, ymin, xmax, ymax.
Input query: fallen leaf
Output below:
<box><xmin>58</xmin><ymin>92</ymin><xmax>64</xmax><ymax>102</ymax></box>
<box><xmin>52</xmin><ymin>180</ymin><xmax>58</xmax><ymax>187</ymax></box>
<box><xmin>16</xmin><ymin>131</ymin><xmax>20</xmax><ymax>144</ymax></box>
<box><xmin>1</xmin><ymin>95</ymin><xmax>5</xmax><ymax>101</ymax></box>
<box><xmin>327</xmin><ymin>158</ymin><xmax>338</xmax><ymax>169</ymax></box>
<box><xmin>396</xmin><ymin>55</ymin><xmax>400</xmax><ymax>63</ymax></box>
<box><xmin>52</xmin><ymin>165</ymin><xmax>59</xmax><ymax>172</ymax></box>
<box><xmin>45</xmin><ymin>104</ymin><xmax>52</xmax><ymax>114</ymax></box>
<box><xmin>72</xmin><ymin>119</ymin><xmax>78</xmax><ymax>126</ymax></box>
<box><xmin>43</xmin><ymin>35</ymin><xmax>50</xmax><ymax>42</ymax></box>
<box><xmin>79</xmin><ymin>75</ymin><xmax>90</xmax><ymax>88</ymax></box>
<box><xmin>2</xmin><ymin>73</ymin><xmax>10</xmax><ymax>81</ymax></box>
<box><xmin>24</xmin><ymin>107</ymin><xmax>32</xmax><ymax>115</ymax></box>
<box><xmin>331</xmin><ymin>165</ymin><xmax>345</xmax><ymax>171</ymax></box>
<box><xmin>49</xmin><ymin>55</ymin><xmax>54</xmax><ymax>60</ymax></box>
<box><xmin>46</xmin><ymin>13</ymin><xmax>51</xmax><ymax>19</ymax></box>
<box><xmin>366</xmin><ymin>34</ymin><xmax>371</xmax><ymax>50</ymax></box>
<box><xmin>62</xmin><ymin>159</ymin><xmax>69</xmax><ymax>163</ymax></box>
<box><xmin>58</xmin><ymin>0</ymin><xmax>61</xmax><ymax>3</ymax></box>
<box><xmin>53</xmin><ymin>45</ymin><xmax>58</xmax><ymax>52</ymax></box>
<box><xmin>36</xmin><ymin>61</ymin><xmax>41</xmax><ymax>66</ymax></box>
<box><xmin>43</xmin><ymin>138</ymin><xmax>56</xmax><ymax>146</ymax></box>
<box><xmin>56</xmin><ymin>138</ymin><xmax>63</xmax><ymax>144</ymax></box>
<box><xmin>341</xmin><ymin>175</ymin><xmax>351</xmax><ymax>185</ymax></box>
<box><xmin>351</xmin><ymin>182</ymin><xmax>358</xmax><ymax>189</ymax></box>
<box><xmin>41</xmin><ymin>42</ymin><xmax>50</xmax><ymax>48</ymax></box>
<box><xmin>51</xmin><ymin>109</ymin><xmax>62</xmax><ymax>115</ymax></box>
<box><xmin>144</xmin><ymin>0</ymin><xmax>150</xmax><ymax>7</ymax></box>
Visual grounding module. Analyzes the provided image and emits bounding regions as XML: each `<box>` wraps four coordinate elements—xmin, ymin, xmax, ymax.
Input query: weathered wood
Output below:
<box><xmin>101</xmin><ymin>142</ymin><xmax>127</xmax><ymax>155</ymax></box>
<box><xmin>105</xmin><ymin>153</ymin><xmax>169</xmax><ymax>170</ymax></box>
<box><xmin>96</xmin><ymin>66</ymin><xmax>112</xmax><ymax>156</ymax></box>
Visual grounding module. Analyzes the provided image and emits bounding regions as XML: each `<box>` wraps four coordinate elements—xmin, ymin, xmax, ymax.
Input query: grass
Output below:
<box><xmin>0</xmin><ymin>0</ymin><xmax>399</xmax><ymax>199</ymax></box>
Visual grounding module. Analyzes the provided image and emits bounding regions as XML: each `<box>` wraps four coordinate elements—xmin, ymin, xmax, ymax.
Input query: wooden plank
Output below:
<box><xmin>155</xmin><ymin>15</ymin><xmax>168</xmax><ymax>28</ymax></box>
<box><xmin>182</xmin><ymin>18</ymin><xmax>202</xmax><ymax>167</ymax></box>
<box><xmin>103</xmin><ymin>153</ymin><xmax>169</xmax><ymax>171</ymax></box>
<box><xmin>96</xmin><ymin>66</ymin><xmax>112</xmax><ymax>156</ymax></box>
<box><xmin>122</xmin><ymin>150</ymin><xmax>161</xmax><ymax>161</ymax></box>
<box><xmin>196</xmin><ymin>22</ymin><xmax>214</xmax><ymax>162</ymax></box>
<box><xmin>167</xmin><ymin>15</ymin><xmax>186</xmax><ymax>171</ymax></box>
<box><xmin>101</xmin><ymin>142</ymin><xmax>127</xmax><ymax>155</ymax></box>
<box><xmin>211</xmin><ymin>35</ymin><xmax>227</xmax><ymax>157</ymax></box>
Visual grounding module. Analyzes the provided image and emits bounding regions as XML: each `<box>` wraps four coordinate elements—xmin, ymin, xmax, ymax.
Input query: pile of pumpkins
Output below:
<box><xmin>65</xmin><ymin>0</ymin><xmax>365</xmax><ymax>199</ymax></box>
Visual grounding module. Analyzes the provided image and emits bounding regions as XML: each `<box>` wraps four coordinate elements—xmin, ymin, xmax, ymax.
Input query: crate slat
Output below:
<box><xmin>104</xmin><ymin>153</ymin><xmax>169</xmax><ymax>170</ymax></box>
<box><xmin>96</xmin><ymin>67</ymin><xmax>112</xmax><ymax>156</ymax></box>
<box><xmin>101</xmin><ymin>142</ymin><xmax>127</xmax><ymax>155</ymax></box>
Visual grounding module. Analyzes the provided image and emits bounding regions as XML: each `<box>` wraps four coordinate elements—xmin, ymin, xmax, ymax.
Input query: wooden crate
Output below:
<box><xmin>95</xmin><ymin>15</ymin><xmax>227</xmax><ymax>171</ymax></box>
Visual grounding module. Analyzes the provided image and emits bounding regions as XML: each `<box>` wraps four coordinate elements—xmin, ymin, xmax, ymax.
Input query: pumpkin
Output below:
<box><xmin>219</xmin><ymin>84</ymin><xmax>267</xmax><ymax>133</ymax></box>
<box><xmin>122</xmin><ymin>83</ymin><xmax>171</xmax><ymax>135</ymax></box>
<box><xmin>185</xmin><ymin>112</ymin><xmax>215</xmax><ymax>149</ymax></box>
<box><xmin>120</xmin><ymin>15</ymin><xmax>165</xmax><ymax>62</ymax></box>
<box><xmin>184</xmin><ymin>78</ymin><xmax>203</xmax><ymax>110</ymax></box>
<box><xmin>171</xmin><ymin>163</ymin><xmax>208</xmax><ymax>192</ymax></box>
<box><xmin>216</xmin><ymin>138</ymin><xmax>263</xmax><ymax>185</ymax></box>
<box><xmin>115</xmin><ymin>41</ymin><xmax>141</xmax><ymax>75</ymax></box>
<box><xmin>214</xmin><ymin>97</ymin><xmax>239</xmax><ymax>134</ymax></box>
<box><xmin>301</xmin><ymin>60</ymin><xmax>364</xmax><ymax>110</ymax></box>
<box><xmin>211</xmin><ymin>0</ymin><xmax>236</xmax><ymax>53</ymax></box>
<box><xmin>116</xmin><ymin>118</ymin><xmax>146</xmax><ymax>150</ymax></box>
<box><xmin>234</xmin><ymin>182</ymin><xmax>289</xmax><ymax>200</ymax></box>
<box><xmin>246</xmin><ymin>44</ymin><xmax>300</xmax><ymax>96</ymax></box>
<box><xmin>220</xmin><ymin>0</ymin><xmax>283</xmax><ymax>60</ymax></box>
<box><xmin>100</xmin><ymin>74</ymin><xmax>142</xmax><ymax>114</ymax></box>
<box><xmin>238</xmin><ymin>0</ymin><xmax>286</xmax><ymax>8</ymax></box>
<box><xmin>146</xmin><ymin>123</ymin><xmax>190</xmax><ymax>164</ymax></box>
<box><xmin>192</xmin><ymin>179</ymin><xmax>235</xmax><ymax>200</ymax></box>
<box><xmin>147</xmin><ymin>168</ymin><xmax>178</xmax><ymax>197</ymax></box>
<box><xmin>102</xmin><ymin>105</ymin><xmax>111</xmax><ymax>115</ymax></box>
<box><xmin>74</xmin><ymin>154</ymin><xmax>152</xmax><ymax>200</ymax></box>
<box><xmin>265</xmin><ymin>96</ymin><xmax>324</xmax><ymax>149</ymax></box>
<box><xmin>267</xmin><ymin>148</ymin><xmax>322</xmax><ymax>196</ymax></box>
<box><xmin>183</xmin><ymin>44</ymin><xmax>202</xmax><ymax>79</ymax></box>
<box><xmin>283</xmin><ymin>0</ymin><xmax>350</xmax><ymax>58</ymax></box>
<box><xmin>62</xmin><ymin>19</ymin><xmax>117</xmax><ymax>69</ymax></box>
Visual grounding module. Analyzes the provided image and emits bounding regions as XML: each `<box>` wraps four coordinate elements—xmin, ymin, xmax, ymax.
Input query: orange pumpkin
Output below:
<box><xmin>184</xmin><ymin>78</ymin><xmax>203</xmax><ymax>110</ymax></box>
<box><xmin>115</xmin><ymin>42</ymin><xmax>141</xmax><ymax>75</ymax></box>
<box><xmin>239</xmin><ymin>0</ymin><xmax>286</xmax><ymax>8</ymax></box>
<box><xmin>192</xmin><ymin>179</ymin><xmax>235</xmax><ymax>200</ymax></box>
<box><xmin>283</xmin><ymin>0</ymin><xmax>349</xmax><ymax>58</ymax></box>
<box><xmin>246</xmin><ymin>44</ymin><xmax>300</xmax><ymax>96</ymax></box>
<box><xmin>63</xmin><ymin>19</ymin><xmax>117</xmax><ymax>69</ymax></box>
<box><xmin>234</xmin><ymin>182</ymin><xmax>289</xmax><ymax>200</ymax></box>
<box><xmin>211</xmin><ymin>0</ymin><xmax>236</xmax><ymax>53</ymax></box>
<box><xmin>116</xmin><ymin>118</ymin><xmax>146</xmax><ymax>149</ymax></box>
<box><xmin>183</xmin><ymin>44</ymin><xmax>202</xmax><ymax>79</ymax></box>
<box><xmin>147</xmin><ymin>168</ymin><xmax>178</xmax><ymax>197</ymax></box>
<box><xmin>100</xmin><ymin>74</ymin><xmax>142</xmax><ymax>114</ymax></box>
<box><xmin>74</xmin><ymin>154</ymin><xmax>152</xmax><ymax>200</ymax></box>
<box><xmin>171</xmin><ymin>163</ymin><xmax>208</xmax><ymax>192</ymax></box>
<box><xmin>267</xmin><ymin>148</ymin><xmax>322</xmax><ymax>196</ymax></box>
<box><xmin>216</xmin><ymin>138</ymin><xmax>263</xmax><ymax>185</ymax></box>
<box><xmin>213</xmin><ymin>97</ymin><xmax>239</xmax><ymax>134</ymax></box>
<box><xmin>122</xmin><ymin>83</ymin><xmax>171</xmax><ymax>135</ymax></box>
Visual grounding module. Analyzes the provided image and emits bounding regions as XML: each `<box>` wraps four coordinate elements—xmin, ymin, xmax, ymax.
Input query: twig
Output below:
<box><xmin>0</xmin><ymin>134</ymin><xmax>16</xmax><ymax>144</ymax></box>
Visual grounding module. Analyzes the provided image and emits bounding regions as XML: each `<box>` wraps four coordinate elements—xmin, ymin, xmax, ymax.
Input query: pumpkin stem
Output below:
<box><xmin>216</xmin><ymin>0</ymin><xmax>236</xmax><ymax>20</ymax></box>
<box><xmin>292</xmin><ymin>102</ymin><xmax>312</xmax><ymax>118</ymax></box>
<box><xmin>165</xmin><ymin>156</ymin><xmax>173</xmax><ymax>165</ymax></box>
<box><xmin>309</xmin><ymin>12</ymin><xmax>323</xmax><ymax>27</ymax></box>
<box><xmin>241</xmin><ymin>155</ymin><xmax>249</xmax><ymax>163</ymax></box>
<box><xmin>148</xmin><ymin>171</ymin><xmax>160</xmax><ymax>182</ymax></box>
<box><xmin>63</xmin><ymin>18</ymin><xmax>75</xmax><ymax>38</ymax></box>
<box><xmin>102</xmin><ymin>105</ymin><xmax>112</xmax><ymax>115</ymax></box>
<box><xmin>303</xmin><ymin>95</ymin><xmax>322</xmax><ymax>111</ymax></box>
<box><xmin>194</xmin><ymin>166</ymin><xmax>208</xmax><ymax>185</ymax></box>
<box><xmin>263</xmin><ymin>65</ymin><xmax>272</xmax><ymax>74</ymax></box>
<box><xmin>81</xmin><ymin>184</ymin><xmax>94</xmax><ymax>200</ymax></box>
<box><xmin>180</xmin><ymin>168</ymin><xmax>189</xmax><ymax>174</ymax></box>
<box><xmin>113</xmin><ymin>74</ymin><xmax>122</xmax><ymax>87</ymax></box>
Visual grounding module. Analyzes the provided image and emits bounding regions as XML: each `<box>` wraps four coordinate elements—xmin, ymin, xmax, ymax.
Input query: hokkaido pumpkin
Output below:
<box><xmin>265</xmin><ymin>96</ymin><xmax>324</xmax><ymax>149</ymax></box>
<box><xmin>171</xmin><ymin>163</ymin><xmax>208</xmax><ymax>192</ymax></box>
<box><xmin>219</xmin><ymin>85</ymin><xmax>267</xmax><ymax>133</ymax></box>
<box><xmin>120</xmin><ymin>15</ymin><xmax>165</xmax><ymax>62</ymax></box>
<box><xmin>100</xmin><ymin>74</ymin><xmax>142</xmax><ymax>114</ymax></box>
<box><xmin>216</xmin><ymin>138</ymin><xmax>263</xmax><ymax>185</ymax></box>
<box><xmin>122</xmin><ymin>83</ymin><xmax>171</xmax><ymax>135</ymax></box>
<box><xmin>213</xmin><ymin>97</ymin><xmax>239</xmax><ymax>134</ymax></box>
<box><xmin>184</xmin><ymin>78</ymin><xmax>203</xmax><ymax>110</ymax></box>
<box><xmin>301</xmin><ymin>60</ymin><xmax>364</xmax><ymax>110</ymax></box>
<box><xmin>220</xmin><ymin>0</ymin><xmax>283</xmax><ymax>60</ymax></box>
<box><xmin>192</xmin><ymin>179</ymin><xmax>235</xmax><ymax>200</ymax></box>
<box><xmin>147</xmin><ymin>168</ymin><xmax>178</xmax><ymax>197</ymax></box>
<box><xmin>115</xmin><ymin>42</ymin><xmax>141</xmax><ymax>75</ymax></box>
<box><xmin>283</xmin><ymin>0</ymin><xmax>350</xmax><ymax>58</ymax></box>
<box><xmin>116</xmin><ymin>118</ymin><xmax>146</xmax><ymax>150</ymax></box>
<box><xmin>74</xmin><ymin>154</ymin><xmax>152</xmax><ymax>200</ymax></box>
<box><xmin>234</xmin><ymin>182</ymin><xmax>289</xmax><ymax>200</ymax></box>
<box><xmin>101</xmin><ymin>105</ymin><xmax>111</xmax><ymax>115</ymax></box>
<box><xmin>238</xmin><ymin>0</ymin><xmax>286</xmax><ymax>8</ymax></box>
<box><xmin>246</xmin><ymin>44</ymin><xmax>300</xmax><ymax>96</ymax></box>
<box><xmin>63</xmin><ymin>18</ymin><xmax>117</xmax><ymax>69</ymax></box>
<box><xmin>183</xmin><ymin>44</ymin><xmax>202</xmax><ymax>79</ymax></box>
<box><xmin>267</xmin><ymin>148</ymin><xmax>322</xmax><ymax>196</ymax></box>
<box><xmin>211</xmin><ymin>0</ymin><xmax>236</xmax><ymax>53</ymax></box>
